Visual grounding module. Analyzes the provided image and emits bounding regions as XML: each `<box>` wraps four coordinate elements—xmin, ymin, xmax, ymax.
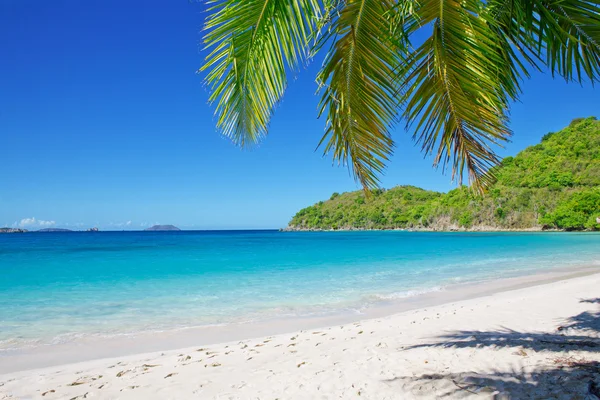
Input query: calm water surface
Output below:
<box><xmin>0</xmin><ymin>230</ymin><xmax>598</xmax><ymax>350</ymax></box>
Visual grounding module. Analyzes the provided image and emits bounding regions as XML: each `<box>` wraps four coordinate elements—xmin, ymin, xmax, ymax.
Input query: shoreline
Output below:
<box><xmin>2</xmin><ymin>269</ymin><xmax>599</xmax><ymax>398</ymax></box>
<box><xmin>1</xmin><ymin>264</ymin><xmax>598</xmax><ymax>376</ymax></box>
<box><xmin>2</xmin><ymin>267</ymin><xmax>599</xmax><ymax>398</ymax></box>
<box><xmin>282</xmin><ymin>227</ymin><xmax>599</xmax><ymax>232</ymax></box>
<box><xmin>2</xmin><ymin>229</ymin><xmax>597</xmax><ymax>233</ymax></box>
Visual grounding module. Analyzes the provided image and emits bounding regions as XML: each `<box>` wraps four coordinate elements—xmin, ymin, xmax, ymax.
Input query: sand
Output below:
<box><xmin>1</xmin><ymin>271</ymin><xmax>599</xmax><ymax>399</ymax></box>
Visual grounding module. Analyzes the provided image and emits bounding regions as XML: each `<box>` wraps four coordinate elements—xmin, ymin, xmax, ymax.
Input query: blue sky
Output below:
<box><xmin>1</xmin><ymin>0</ymin><xmax>598</xmax><ymax>230</ymax></box>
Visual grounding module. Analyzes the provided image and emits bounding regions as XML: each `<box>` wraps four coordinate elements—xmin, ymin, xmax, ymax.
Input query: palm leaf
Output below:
<box><xmin>399</xmin><ymin>0</ymin><xmax>514</xmax><ymax>193</ymax></box>
<box><xmin>527</xmin><ymin>0</ymin><xmax>600</xmax><ymax>83</ymax></box>
<box><xmin>200</xmin><ymin>0</ymin><xmax>600</xmax><ymax>193</ymax></box>
<box><xmin>489</xmin><ymin>0</ymin><xmax>600</xmax><ymax>83</ymax></box>
<box><xmin>317</xmin><ymin>0</ymin><xmax>406</xmax><ymax>189</ymax></box>
<box><xmin>201</xmin><ymin>0</ymin><xmax>321</xmax><ymax>146</ymax></box>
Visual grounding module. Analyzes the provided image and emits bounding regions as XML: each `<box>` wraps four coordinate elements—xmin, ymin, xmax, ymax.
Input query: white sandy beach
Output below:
<box><xmin>1</xmin><ymin>271</ymin><xmax>599</xmax><ymax>399</ymax></box>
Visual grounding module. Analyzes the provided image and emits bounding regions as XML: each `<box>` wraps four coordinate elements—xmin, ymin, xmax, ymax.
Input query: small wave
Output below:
<box><xmin>0</xmin><ymin>337</ymin><xmax>43</xmax><ymax>352</ymax></box>
<box><xmin>366</xmin><ymin>285</ymin><xmax>444</xmax><ymax>301</ymax></box>
<box><xmin>0</xmin><ymin>321</ymin><xmax>235</xmax><ymax>352</ymax></box>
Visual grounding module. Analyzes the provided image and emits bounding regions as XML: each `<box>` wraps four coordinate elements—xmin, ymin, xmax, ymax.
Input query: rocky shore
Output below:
<box><xmin>282</xmin><ymin>225</ymin><xmax>550</xmax><ymax>232</ymax></box>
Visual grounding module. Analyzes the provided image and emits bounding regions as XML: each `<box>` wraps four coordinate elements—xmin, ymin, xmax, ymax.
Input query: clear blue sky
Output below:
<box><xmin>1</xmin><ymin>0</ymin><xmax>598</xmax><ymax>230</ymax></box>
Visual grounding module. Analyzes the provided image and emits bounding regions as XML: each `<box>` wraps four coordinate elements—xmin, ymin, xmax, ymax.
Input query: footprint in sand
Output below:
<box><xmin>68</xmin><ymin>375</ymin><xmax>103</xmax><ymax>387</ymax></box>
<box><xmin>68</xmin><ymin>393</ymin><xmax>88</xmax><ymax>399</ymax></box>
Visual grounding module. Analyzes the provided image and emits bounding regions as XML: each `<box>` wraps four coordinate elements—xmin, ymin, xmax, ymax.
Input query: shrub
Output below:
<box><xmin>541</xmin><ymin>132</ymin><xmax>555</xmax><ymax>142</ymax></box>
<box><xmin>541</xmin><ymin>189</ymin><xmax>600</xmax><ymax>230</ymax></box>
<box><xmin>569</xmin><ymin>117</ymin><xmax>585</xmax><ymax>127</ymax></box>
<box><xmin>458</xmin><ymin>212</ymin><xmax>473</xmax><ymax>228</ymax></box>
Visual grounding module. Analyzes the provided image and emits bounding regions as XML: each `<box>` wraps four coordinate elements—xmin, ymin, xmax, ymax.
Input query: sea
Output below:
<box><xmin>0</xmin><ymin>230</ymin><xmax>598</xmax><ymax>351</ymax></box>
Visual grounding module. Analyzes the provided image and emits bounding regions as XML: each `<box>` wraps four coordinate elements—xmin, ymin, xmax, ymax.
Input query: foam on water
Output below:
<box><xmin>0</xmin><ymin>230</ymin><xmax>598</xmax><ymax>350</ymax></box>
<box><xmin>367</xmin><ymin>286</ymin><xmax>445</xmax><ymax>301</ymax></box>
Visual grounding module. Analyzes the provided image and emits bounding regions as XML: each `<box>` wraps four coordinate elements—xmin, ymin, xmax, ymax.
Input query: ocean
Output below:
<box><xmin>0</xmin><ymin>230</ymin><xmax>598</xmax><ymax>351</ymax></box>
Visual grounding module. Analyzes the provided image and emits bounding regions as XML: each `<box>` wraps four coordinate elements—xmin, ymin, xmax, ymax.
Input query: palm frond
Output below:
<box><xmin>530</xmin><ymin>0</ymin><xmax>600</xmax><ymax>82</ymax></box>
<box><xmin>201</xmin><ymin>0</ymin><xmax>322</xmax><ymax>146</ymax></box>
<box><xmin>200</xmin><ymin>0</ymin><xmax>599</xmax><ymax>193</ymax></box>
<box><xmin>317</xmin><ymin>0</ymin><xmax>406</xmax><ymax>189</ymax></box>
<box><xmin>489</xmin><ymin>0</ymin><xmax>600</xmax><ymax>83</ymax></box>
<box><xmin>309</xmin><ymin>0</ymin><xmax>342</xmax><ymax>57</ymax></box>
<box><xmin>400</xmin><ymin>0</ymin><xmax>514</xmax><ymax>193</ymax></box>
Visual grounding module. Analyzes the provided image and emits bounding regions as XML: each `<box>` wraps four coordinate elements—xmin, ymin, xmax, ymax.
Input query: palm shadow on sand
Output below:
<box><xmin>385</xmin><ymin>298</ymin><xmax>600</xmax><ymax>398</ymax></box>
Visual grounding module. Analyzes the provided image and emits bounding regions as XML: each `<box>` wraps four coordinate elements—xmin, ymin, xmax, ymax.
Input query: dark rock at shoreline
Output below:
<box><xmin>144</xmin><ymin>225</ymin><xmax>181</xmax><ymax>231</ymax></box>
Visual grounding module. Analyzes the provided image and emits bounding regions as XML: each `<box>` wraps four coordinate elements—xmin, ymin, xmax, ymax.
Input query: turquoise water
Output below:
<box><xmin>0</xmin><ymin>231</ymin><xmax>598</xmax><ymax>350</ymax></box>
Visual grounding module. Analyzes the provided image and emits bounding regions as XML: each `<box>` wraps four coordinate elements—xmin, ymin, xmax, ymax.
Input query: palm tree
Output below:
<box><xmin>200</xmin><ymin>0</ymin><xmax>600</xmax><ymax>192</ymax></box>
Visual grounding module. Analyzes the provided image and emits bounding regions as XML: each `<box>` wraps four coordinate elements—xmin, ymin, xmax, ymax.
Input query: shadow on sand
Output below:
<box><xmin>386</xmin><ymin>298</ymin><xmax>600</xmax><ymax>399</ymax></box>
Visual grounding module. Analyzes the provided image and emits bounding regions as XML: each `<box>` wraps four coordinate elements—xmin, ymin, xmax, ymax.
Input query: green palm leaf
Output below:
<box><xmin>502</xmin><ymin>0</ymin><xmax>600</xmax><ymax>83</ymax></box>
<box><xmin>201</xmin><ymin>0</ymin><xmax>321</xmax><ymax>146</ymax></box>
<box><xmin>317</xmin><ymin>0</ymin><xmax>405</xmax><ymax>189</ymax></box>
<box><xmin>399</xmin><ymin>0</ymin><xmax>513</xmax><ymax>192</ymax></box>
<box><xmin>200</xmin><ymin>0</ymin><xmax>600</xmax><ymax>192</ymax></box>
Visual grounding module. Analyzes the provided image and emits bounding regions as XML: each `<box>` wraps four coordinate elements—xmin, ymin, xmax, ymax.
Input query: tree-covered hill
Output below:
<box><xmin>287</xmin><ymin>117</ymin><xmax>600</xmax><ymax>231</ymax></box>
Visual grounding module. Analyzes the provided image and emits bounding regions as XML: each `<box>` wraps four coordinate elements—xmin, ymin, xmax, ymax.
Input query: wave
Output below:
<box><xmin>364</xmin><ymin>285</ymin><xmax>445</xmax><ymax>301</ymax></box>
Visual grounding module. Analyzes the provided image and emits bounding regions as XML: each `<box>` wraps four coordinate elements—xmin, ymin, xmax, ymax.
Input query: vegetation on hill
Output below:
<box><xmin>288</xmin><ymin>118</ymin><xmax>600</xmax><ymax>231</ymax></box>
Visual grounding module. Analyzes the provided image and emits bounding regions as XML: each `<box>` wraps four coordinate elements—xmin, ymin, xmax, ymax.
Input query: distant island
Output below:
<box><xmin>0</xmin><ymin>228</ymin><xmax>28</xmax><ymax>233</ymax></box>
<box><xmin>86</xmin><ymin>227</ymin><xmax>99</xmax><ymax>232</ymax></box>
<box><xmin>144</xmin><ymin>225</ymin><xmax>181</xmax><ymax>231</ymax></box>
<box><xmin>287</xmin><ymin>117</ymin><xmax>600</xmax><ymax>232</ymax></box>
<box><xmin>37</xmin><ymin>228</ymin><xmax>73</xmax><ymax>232</ymax></box>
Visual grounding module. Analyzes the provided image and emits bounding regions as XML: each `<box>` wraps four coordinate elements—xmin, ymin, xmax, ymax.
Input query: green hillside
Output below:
<box><xmin>288</xmin><ymin>117</ymin><xmax>600</xmax><ymax>231</ymax></box>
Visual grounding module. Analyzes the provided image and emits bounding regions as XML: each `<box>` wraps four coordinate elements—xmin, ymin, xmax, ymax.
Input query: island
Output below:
<box><xmin>37</xmin><ymin>228</ymin><xmax>73</xmax><ymax>232</ymax></box>
<box><xmin>0</xmin><ymin>228</ymin><xmax>28</xmax><ymax>233</ymax></box>
<box><xmin>144</xmin><ymin>225</ymin><xmax>181</xmax><ymax>231</ymax></box>
<box><xmin>287</xmin><ymin>117</ymin><xmax>600</xmax><ymax>232</ymax></box>
<box><xmin>86</xmin><ymin>227</ymin><xmax>99</xmax><ymax>232</ymax></box>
